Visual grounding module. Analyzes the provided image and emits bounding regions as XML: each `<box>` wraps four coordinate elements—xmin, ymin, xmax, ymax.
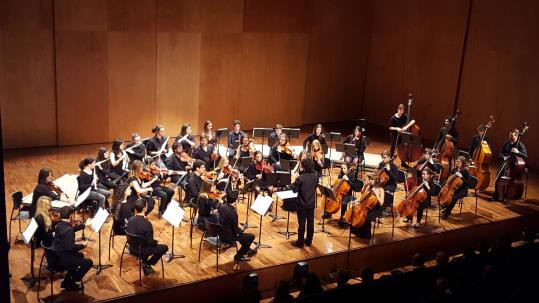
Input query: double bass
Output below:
<box><xmin>468</xmin><ymin>116</ymin><xmax>495</xmax><ymax>190</ymax></box>
<box><xmin>396</xmin><ymin>93</ymin><xmax>422</xmax><ymax>163</ymax></box>
<box><xmin>395</xmin><ymin>181</ymin><xmax>428</xmax><ymax>218</ymax></box>
<box><xmin>434</xmin><ymin>110</ymin><xmax>461</xmax><ymax>180</ymax></box>
<box><xmin>496</xmin><ymin>122</ymin><xmax>529</xmax><ymax>200</ymax></box>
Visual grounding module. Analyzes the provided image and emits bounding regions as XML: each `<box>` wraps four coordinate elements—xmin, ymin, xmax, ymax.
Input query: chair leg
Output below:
<box><xmin>216</xmin><ymin>237</ymin><xmax>220</xmax><ymax>272</ymax></box>
<box><xmin>50</xmin><ymin>270</ymin><xmax>54</xmax><ymax>303</ymax></box>
<box><xmin>198</xmin><ymin>231</ymin><xmax>206</xmax><ymax>263</ymax></box>
<box><xmin>8</xmin><ymin>208</ymin><xmax>14</xmax><ymax>245</ymax></box>
<box><xmin>37</xmin><ymin>253</ymin><xmax>46</xmax><ymax>302</ymax></box>
<box><xmin>475</xmin><ymin>190</ymin><xmax>478</xmax><ymax>215</ymax></box>
<box><xmin>119</xmin><ymin>242</ymin><xmax>127</xmax><ymax>276</ymax></box>
<box><xmin>161</xmin><ymin>258</ymin><xmax>164</xmax><ymax>278</ymax></box>
<box><xmin>138</xmin><ymin>257</ymin><xmax>142</xmax><ymax>286</ymax></box>
<box><xmin>459</xmin><ymin>198</ymin><xmax>463</xmax><ymax>215</ymax></box>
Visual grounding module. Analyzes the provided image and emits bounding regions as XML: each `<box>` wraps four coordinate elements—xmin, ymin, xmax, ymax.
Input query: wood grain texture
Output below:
<box><xmin>108</xmin><ymin>0</ymin><xmax>156</xmax><ymax>32</ymax></box>
<box><xmin>243</xmin><ymin>0</ymin><xmax>311</xmax><ymax>33</ymax></box>
<box><xmin>54</xmin><ymin>0</ymin><xmax>108</xmax><ymax>31</ymax></box>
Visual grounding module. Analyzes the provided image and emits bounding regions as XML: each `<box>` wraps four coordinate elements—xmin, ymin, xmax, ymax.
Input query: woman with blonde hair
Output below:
<box><xmin>34</xmin><ymin>196</ymin><xmax>55</xmax><ymax>247</ymax></box>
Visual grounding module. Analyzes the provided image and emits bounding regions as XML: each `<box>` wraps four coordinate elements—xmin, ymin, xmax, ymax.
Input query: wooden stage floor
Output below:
<box><xmin>4</xmin><ymin>133</ymin><xmax>539</xmax><ymax>303</ymax></box>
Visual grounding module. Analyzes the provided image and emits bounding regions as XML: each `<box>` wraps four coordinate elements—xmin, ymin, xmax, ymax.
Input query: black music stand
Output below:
<box><xmin>336</xmin><ymin>143</ymin><xmax>358</xmax><ymax>159</ymax></box>
<box><xmin>279</xmin><ymin>159</ymin><xmax>291</xmax><ymax>172</ymax></box>
<box><xmin>283</xmin><ymin>128</ymin><xmax>300</xmax><ymax>144</ymax></box>
<box><xmin>240</xmin><ymin>179</ymin><xmax>258</xmax><ymax>230</ymax></box>
<box><xmin>239</xmin><ymin>156</ymin><xmax>252</xmax><ymax>171</ymax></box>
<box><xmin>168</xmin><ymin>224</ymin><xmax>185</xmax><ymax>261</ymax></box>
<box><xmin>276</xmin><ymin>194</ymin><xmax>298</xmax><ymax>239</ymax></box>
<box><xmin>316</xmin><ymin>184</ymin><xmax>336</xmax><ymax>235</ymax></box>
<box><xmin>265</xmin><ymin>172</ymin><xmax>291</xmax><ymax>222</ymax></box>
<box><xmin>253</xmin><ymin>128</ymin><xmax>273</xmax><ymax>157</ymax></box>
<box><xmin>328</xmin><ymin>132</ymin><xmax>341</xmax><ymax>161</ymax></box>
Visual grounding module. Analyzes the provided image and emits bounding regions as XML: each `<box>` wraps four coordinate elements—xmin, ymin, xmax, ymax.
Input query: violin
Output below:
<box><xmin>48</xmin><ymin>182</ymin><xmax>66</xmax><ymax>198</ymax></box>
<box><xmin>279</xmin><ymin>143</ymin><xmax>294</xmax><ymax>155</ymax></box>
<box><xmin>395</xmin><ymin>181</ymin><xmax>428</xmax><ymax>218</ymax></box>
<box><xmin>496</xmin><ymin>122</ymin><xmax>529</xmax><ymax>200</ymax></box>
<box><xmin>255</xmin><ymin>160</ymin><xmax>274</xmax><ymax>174</ymax></box>
<box><xmin>180</xmin><ymin>151</ymin><xmax>194</xmax><ymax>166</ymax></box>
<box><xmin>138</xmin><ymin>169</ymin><xmax>152</xmax><ymax>181</ymax></box>
<box><xmin>434</xmin><ymin>109</ymin><xmax>462</xmax><ymax>180</ymax></box>
<box><xmin>469</xmin><ymin>116</ymin><xmax>495</xmax><ymax>190</ymax></box>
<box><xmin>395</xmin><ymin>93</ymin><xmax>422</xmax><ymax>163</ymax></box>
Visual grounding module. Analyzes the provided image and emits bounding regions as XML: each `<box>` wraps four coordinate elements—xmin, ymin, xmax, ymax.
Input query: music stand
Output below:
<box><xmin>275</xmin><ymin>191</ymin><xmax>298</xmax><ymax>239</ymax></box>
<box><xmin>238</xmin><ymin>156</ymin><xmax>252</xmax><ymax>171</ymax></box>
<box><xmin>279</xmin><ymin>159</ymin><xmax>291</xmax><ymax>172</ymax></box>
<box><xmin>91</xmin><ymin>207</ymin><xmax>113</xmax><ymax>275</ymax></box>
<box><xmin>316</xmin><ymin>184</ymin><xmax>336</xmax><ymax>235</ymax></box>
<box><xmin>240</xmin><ymin>179</ymin><xmax>258</xmax><ymax>230</ymax></box>
<box><xmin>251</xmin><ymin>195</ymin><xmax>274</xmax><ymax>250</ymax></box>
<box><xmin>265</xmin><ymin>172</ymin><xmax>291</xmax><ymax>222</ymax></box>
<box><xmin>328</xmin><ymin>132</ymin><xmax>341</xmax><ymax>160</ymax></box>
<box><xmin>283</xmin><ymin>128</ymin><xmax>300</xmax><ymax>145</ymax></box>
<box><xmin>253</xmin><ymin>128</ymin><xmax>273</xmax><ymax>157</ymax></box>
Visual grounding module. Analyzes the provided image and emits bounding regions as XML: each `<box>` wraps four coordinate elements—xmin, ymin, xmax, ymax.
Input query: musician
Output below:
<box><xmin>441</xmin><ymin>156</ymin><xmax>474</xmax><ymax>219</ymax></box>
<box><xmin>126</xmin><ymin>199</ymin><xmax>169</xmax><ymax>276</ymax></box>
<box><xmin>34</xmin><ymin>196</ymin><xmax>55</xmax><ymax>247</ymax></box>
<box><xmin>127</xmin><ymin>160</ymin><xmax>158</xmax><ymax>217</ymax></box>
<box><xmin>196</xmin><ymin>181</ymin><xmax>220</xmax><ymax>230</ymax></box>
<box><xmin>201</xmin><ymin>120</ymin><xmax>217</xmax><ymax>145</ymax></box>
<box><xmin>236</xmin><ymin>135</ymin><xmax>253</xmax><ymax>160</ymax></box>
<box><xmin>185</xmin><ymin>160</ymin><xmax>206</xmax><ymax>203</ymax></box>
<box><xmin>30</xmin><ymin>168</ymin><xmax>65</xmax><ymax>217</ymax></box>
<box><xmin>111</xmin><ymin>182</ymin><xmax>133</xmax><ymax>235</ymax></box>
<box><xmin>434</xmin><ymin>116</ymin><xmax>459</xmax><ymax>148</ymax></box>
<box><xmin>95</xmin><ymin>147</ymin><xmax>118</xmax><ymax>190</ymax></box>
<box><xmin>228</xmin><ymin>120</ymin><xmax>246</xmax><ymax>160</ymax></box>
<box><xmin>78</xmin><ymin>158</ymin><xmax>110</xmax><ymax>213</ymax></box>
<box><xmin>51</xmin><ymin>206</ymin><xmax>92</xmax><ymax>291</ymax></box>
<box><xmin>402</xmin><ymin>168</ymin><xmax>441</xmax><ymax>228</ymax></box>
<box><xmin>268</xmin><ymin>133</ymin><xmax>294</xmax><ymax>169</ymax></box>
<box><xmin>310</xmin><ymin>139</ymin><xmax>328</xmax><ymax>177</ymax></box>
<box><xmin>146</xmin><ymin>158</ymin><xmax>175</xmax><ymax>218</ymax></box>
<box><xmin>214</xmin><ymin>157</ymin><xmax>239</xmax><ymax>192</ymax></box>
<box><xmin>303</xmin><ymin>124</ymin><xmax>326</xmax><ymax>149</ymax></box>
<box><xmin>165</xmin><ymin>142</ymin><xmax>191</xmax><ymax>184</ymax></box>
<box><xmin>126</xmin><ymin>132</ymin><xmax>147</xmax><ymax>162</ymax></box>
<box><xmin>412</xmin><ymin>149</ymin><xmax>440</xmax><ymax>182</ymax></box>
<box><xmin>176</xmin><ymin>123</ymin><xmax>196</xmax><ymax>153</ymax></box>
<box><xmin>146</xmin><ymin>124</ymin><xmax>170</xmax><ymax>162</ymax></box>
<box><xmin>323</xmin><ymin>164</ymin><xmax>363</xmax><ymax>227</ymax></box>
<box><xmin>192</xmin><ymin>135</ymin><xmax>219</xmax><ymax>170</ymax></box>
<box><xmin>292</xmin><ymin>150</ymin><xmax>308</xmax><ymax>177</ymax></box>
<box><xmin>342</xmin><ymin>126</ymin><xmax>366</xmax><ymax>166</ymax></box>
<box><xmin>491</xmin><ymin>129</ymin><xmax>528</xmax><ymax>202</ymax></box>
<box><xmin>244</xmin><ymin>151</ymin><xmax>273</xmax><ymax>197</ymax></box>
<box><xmin>110</xmin><ymin>139</ymin><xmax>129</xmax><ymax>179</ymax></box>
<box><xmin>377</xmin><ymin>150</ymin><xmax>399</xmax><ymax>213</ymax></box>
<box><xmin>388</xmin><ymin>103</ymin><xmax>416</xmax><ymax>158</ymax></box>
<box><xmin>269</xmin><ymin>123</ymin><xmax>283</xmax><ymax>144</ymax></box>
<box><xmin>290</xmin><ymin>158</ymin><xmax>318</xmax><ymax>248</ymax></box>
<box><xmin>217</xmin><ymin>191</ymin><xmax>257</xmax><ymax>262</ymax></box>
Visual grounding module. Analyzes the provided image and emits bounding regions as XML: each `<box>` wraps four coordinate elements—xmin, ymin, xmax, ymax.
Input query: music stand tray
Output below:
<box><xmin>336</xmin><ymin>143</ymin><xmax>358</xmax><ymax>157</ymax></box>
<box><xmin>279</xmin><ymin>159</ymin><xmax>291</xmax><ymax>172</ymax></box>
<box><xmin>282</xmin><ymin>128</ymin><xmax>300</xmax><ymax>139</ymax></box>
<box><xmin>265</xmin><ymin>172</ymin><xmax>292</xmax><ymax>222</ymax></box>
<box><xmin>316</xmin><ymin>184</ymin><xmax>336</xmax><ymax>235</ymax></box>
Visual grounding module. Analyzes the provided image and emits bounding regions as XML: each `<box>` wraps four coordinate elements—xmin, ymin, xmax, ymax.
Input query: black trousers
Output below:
<box><xmin>296</xmin><ymin>208</ymin><xmax>315</xmax><ymax>244</ymax></box>
<box><xmin>351</xmin><ymin>204</ymin><xmax>382</xmax><ymax>239</ymax></box>
<box><xmin>416</xmin><ymin>200</ymin><xmax>431</xmax><ymax>223</ymax></box>
<box><xmin>234</xmin><ymin>232</ymin><xmax>255</xmax><ymax>258</ymax></box>
<box><xmin>55</xmin><ymin>252</ymin><xmax>93</xmax><ymax>283</ymax></box>
<box><xmin>154</xmin><ymin>186</ymin><xmax>174</xmax><ymax>213</ymax></box>
<box><xmin>137</xmin><ymin>244</ymin><xmax>168</xmax><ymax>266</ymax></box>
<box><xmin>444</xmin><ymin>196</ymin><xmax>460</xmax><ymax>216</ymax></box>
<box><xmin>140</xmin><ymin>194</ymin><xmax>155</xmax><ymax>216</ymax></box>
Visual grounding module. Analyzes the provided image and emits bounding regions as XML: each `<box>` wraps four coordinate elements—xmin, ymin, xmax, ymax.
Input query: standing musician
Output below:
<box><xmin>441</xmin><ymin>156</ymin><xmax>474</xmax><ymax>219</ymax></box>
<box><xmin>110</xmin><ymin>139</ymin><xmax>129</xmax><ymax>180</ymax></box>
<box><xmin>192</xmin><ymin>135</ymin><xmax>219</xmax><ymax>170</ymax></box>
<box><xmin>95</xmin><ymin>147</ymin><xmax>118</xmax><ymax>190</ymax></box>
<box><xmin>126</xmin><ymin>199</ymin><xmax>169</xmax><ymax>276</ymax></box>
<box><xmin>303</xmin><ymin>124</ymin><xmax>326</xmax><ymax>149</ymax></box>
<box><xmin>176</xmin><ymin>123</ymin><xmax>196</xmax><ymax>154</ymax></box>
<box><xmin>146</xmin><ymin>158</ymin><xmax>175</xmax><ymax>218</ymax></box>
<box><xmin>323</xmin><ymin>163</ymin><xmax>363</xmax><ymax>227</ymax></box>
<box><xmin>244</xmin><ymin>151</ymin><xmax>274</xmax><ymax>197</ymax></box>
<box><xmin>147</xmin><ymin>124</ymin><xmax>170</xmax><ymax>162</ymax></box>
<box><xmin>342</xmin><ymin>126</ymin><xmax>366</xmax><ymax>166</ymax></box>
<box><xmin>388</xmin><ymin>103</ymin><xmax>416</xmax><ymax>159</ymax></box>
<box><xmin>78</xmin><ymin>158</ymin><xmax>110</xmax><ymax>213</ymax></box>
<box><xmin>469</xmin><ymin>124</ymin><xmax>490</xmax><ymax>157</ymax></box>
<box><xmin>268</xmin><ymin>133</ymin><xmax>294</xmax><ymax>169</ymax></box>
<box><xmin>30</xmin><ymin>168</ymin><xmax>69</xmax><ymax>217</ymax></box>
<box><xmin>165</xmin><ymin>142</ymin><xmax>192</xmax><ymax>184</ymax></box>
<box><xmin>491</xmin><ymin>129</ymin><xmax>528</xmax><ymax>202</ymax></box>
<box><xmin>127</xmin><ymin>160</ymin><xmax>158</xmax><ymax>217</ymax></box>
<box><xmin>228</xmin><ymin>120</ymin><xmax>246</xmax><ymax>160</ymax></box>
<box><xmin>51</xmin><ymin>206</ymin><xmax>92</xmax><ymax>291</ymax></box>
<box><xmin>111</xmin><ymin>182</ymin><xmax>134</xmax><ymax>236</ymax></box>
<box><xmin>185</xmin><ymin>160</ymin><xmax>206</xmax><ymax>204</ymax></box>
<box><xmin>196</xmin><ymin>180</ymin><xmax>220</xmax><ymax>230</ymax></box>
<box><xmin>201</xmin><ymin>120</ymin><xmax>217</xmax><ymax>145</ymax></box>
<box><xmin>377</xmin><ymin>150</ymin><xmax>399</xmax><ymax>215</ymax></box>
<box><xmin>290</xmin><ymin>158</ymin><xmax>318</xmax><ymax>248</ymax></box>
<box><xmin>126</xmin><ymin>133</ymin><xmax>147</xmax><ymax>163</ymax></box>
<box><xmin>402</xmin><ymin>168</ymin><xmax>440</xmax><ymax>228</ymax></box>
<box><xmin>310</xmin><ymin>139</ymin><xmax>328</xmax><ymax>177</ymax></box>
<box><xmin>434</xmin><ymin>116</ymin><xmax>459</xmax><ymax>150</ymax></box>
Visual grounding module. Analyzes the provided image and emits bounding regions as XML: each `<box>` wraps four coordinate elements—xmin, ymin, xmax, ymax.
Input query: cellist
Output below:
<box><xmin>491</xmin><ymin>129</ymin><xmax>528</xmax><ymax>202</ymax></box>
<box><xmin>402</xmin><ymin>168</ymin><xmax>440</xmax><ymax>228</ymax></box>
<box><xmin>378</xmin><ymin>150</ymin><xmax>399</xmax><ymax>216</ymax></box>
<box><xmin>322</xmin><ymin>163</ymin><xmax>363</xmax><ymax>227</ymax></box>
<box><xmin>441</xmin><ymin>156</ymin><xmax>474</xmax><ymax>219</ymax></box>
<box><xmin>388</xmin><ymin>104</ymin><xmax>416</xmax><ymax>159</ymax></box>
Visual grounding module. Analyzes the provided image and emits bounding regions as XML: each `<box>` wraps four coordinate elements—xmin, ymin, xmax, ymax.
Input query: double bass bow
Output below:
<box><xmin>468</xmin><ymin>116</ymin><xmax>495</xmax><ymax>190</ymax></box>
<box><xmin>395</xmin><ymin>93</ymin><xmax>422</xmax><ymax>163</ymax></box>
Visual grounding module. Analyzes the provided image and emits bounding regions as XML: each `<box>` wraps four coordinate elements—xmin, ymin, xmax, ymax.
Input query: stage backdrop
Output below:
<box><xmin>1</xmin><ymin>0</ymin><xmax>538</xmax><ymax>169</ymax></box>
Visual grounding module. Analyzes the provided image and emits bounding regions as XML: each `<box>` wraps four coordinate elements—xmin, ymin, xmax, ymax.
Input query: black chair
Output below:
<box><xmin>197</xmin><ymin>218</ymin><xmax>238</xmax><ymax>272</ymax></box>
<box><xmin>396</xmin><ymin>170</ymin><xmax>408</xmax><ymax>195</ymax></box>
<box><xmin>108</xmin><ymin>217</ymin><xmax>126</xmax><ymax>261</ymax></box>
<box><xmin>37</xmin><ymin>241</ymin><xmax>84</xmax><ymax>302</ymax></box>
<box><xmin>423</xmin><ymin>182</ymin><xmax>442</xmax><ymax>228</ymax></box>
<box><xmin>459</xmin><ymin>176</ymin><xmax>479</xmax><ymax>216</ymax></box>
<box><xmin>8</xmin><ymin>191</ymin><xmax>29</xmax><ymax>244</ymax></box>
<box><xmin>119</xmin><ymin>231</ymin><xmax>164</xmax><ymax>286</ymax></box>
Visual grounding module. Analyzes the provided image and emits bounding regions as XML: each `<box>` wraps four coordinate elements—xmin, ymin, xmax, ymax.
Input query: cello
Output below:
<box><xmin>495</xmin><ymin>123</ymin><xmax>529</xmax><ymax>201</ymax></box>
<box><xmin>468</xmin><ymin>116</ymin><xmax>495</xmax><ymax>190</ymax></box>
<box><xmin>434</xmin><ymin>110</ymin><xmax>461</xmax><ymax>180</ymax></box>
<box><xmin>395</xmin><ymin>181</ymin><xmax>428</xmax><ymax>218</ymax></box>
<box><xmin>438</xmin><ymin>169</ymin><xmax>464</xmax><ymax>206</ymax></box>
<box><xmin>321</xmin><ymin>175</ymin><xmax>351</xmax><ymax>215</ymax></box>
<box><xmin>396</xmin><ymin>93</ymin><xmax>422</xmax><ymax>163</ymax></box>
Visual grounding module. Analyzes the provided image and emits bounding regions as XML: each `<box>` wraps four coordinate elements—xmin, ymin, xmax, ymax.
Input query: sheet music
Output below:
<box><xmin>51</xmin><ymin>200</ymin><xmax>73</xmax><ymax>209</ymax></box>
<box><xmin>75</xmin><ymin>187</ymin><xmax>91</xmax><ymax>208</ymax></box>
<box><xmin>250</xmin><ymin>195</ymin><xmax>274</xmax><ymax>216</ymax></box>
<box><xmin>162</xmin><ymin>200</ymin><xmax>185</xmax><ymax>228</ymax></box>
<box><xmin>22</xmin><ymin>218</ymin><xmax>38</xmax><ymax>244</ymax></box>
<box><xmin>159</xmin><ymin>136</ymin><xmax>169</xmax><ymax>155</ymax></box>
<box><xmin>275</xmin><ymin>190</ymin><xmax>298</xmax><ymax>200</ymax></box>
<box><xmin>22</xmin><ymin>174</ymin><xmax>78</xmax><ymax>205</ymax></box>
<box><xmin>91</xmin><ymin>207</ymin><xmax>109</xmax><ymax>233</ymax></box>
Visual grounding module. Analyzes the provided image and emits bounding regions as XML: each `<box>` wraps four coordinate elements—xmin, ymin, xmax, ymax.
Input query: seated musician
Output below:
<box><xmin>217</xmin><ymin>190</ymin><xmax>256</xmax><ymax>261</ymax></box>
<box><xmin>388</xmin><ymin>103</ymin><xmax>415</xmax><ymax>158</ymax></box>
<box><xmin>303</xmin><ymin>124</ymin><xmax>326</xmax><ymax>149</ymax></box>
<box><xmin>342</xmin><ymin>126</ymin><xmax>366</xmax><ymax>166</ymax></box>
<box><xmin>377</xmin><ymin>150</ymin><xmax>399</xmax><ymax>215</ymax></box>
<box><xmin>146</xmin><ymin>125</ymin><xmax>170</xmax><ymax>162</ymax></box>
<box><xmin>310</xmin><ymin>139</ymin><xmax>328</xmax><ymax>177</ymax></box>
<box><xmin>491</xmin><ymin>129</ymin><xmax>528</xmax><ymax>202</ymax></box>
<box><xmin>322</xmin><ymin>163</ymin><xmax>363</xmax><ymax>227</ymax></box>
<box><xmin>110</xmin><ymin>139</ymin><xmax>129</xmax><ymax>180</ymax></box>
<box><xmin>146</xmin><ymin>158</ymin><xmax>175</xmax><ymax>218</ymax></box>
<box><xmin>30</xmin><ymin>168</ymin><xmax>68</xmax><ymax>217</ymax></box>
<box><xmin>111</xmin><ymin>182</ymin><xmax>133</xmax><ymax>235</ymax></box>
<box><xmin>196</xmin><ymin>180</ymin><xmax>220</xmax><ymax>230</ymax></box>
<box><xmin>201</xmin><ymin>120</ymin><xmax>217</xmax><ymax>145</ymax></box>
<box><xmin>237</xmin><ymin>135</ymin><xmax>253</xmax><ymax>160</ymax></box>
<box><xmin>51</xmin><ymin>206</ymin><xmax>92</xmax><ymax>291</ymax></box>
<box><xmin>402</xmin><ymin>168</ymin><xmax>441</xmax><ymax>228</ymax></box>
<box><xmin>192</xmin><ymin>135</ymin><xmax>219</xmax><ymax>170</ymax></box>
<box><xmin>176</xmin><ymin>123</ymin><xmax>196</xmax><ymax>154</ymax></box>
<box><xmin>34</xmin><ymin>196</ymin><xmax>55</xmax><ymax>247</ymax></box>
<box><xmin>244</xmin><ymin>151</ymin><xmax>273</xmax><ymax>197</ymax></box>
<box><xmin>127</xmin><ymin>160</ymin><xmax>158</xmax><ymax>217</ymax></box>
<box><xmin>165</xmin><ymin>142</ymin><xmax>191</xmax><ymax>184</ymax></box>
<box><xmin>126</xmin><ymin>199</ymin><xmax>169</xmax><ymax>276</ymax></box>
<box><xmin>434</xmin><ymin>116</ymin><xmax>459</xmax><ymax>148</ymax></box>
<box><xmin>126</xmin><ymin>132</ymin><xmax>147</xmax><ymax>163</ymax></box>
<box><xmin>227</xmin><ymin>120</ymin><xmax>246</xmax><ymax>160</ymax></box>
<box><xmin>185</xmin><ymin>160</ymin><xmax>206</xmax><ymax>204</ymax></box>
<box><xmin>441</xmin><ymin>156</ymin><xmax>474</xmax><ymax>219</ymax></box>
<box><xmin>95</xmin><ymin>147</ymin><xmax>118</xmax><ymax>190</ymax></box>
<box><xmin>78</xmin><ymin>158</ymin><xmax>110</xmax><ymax>214</ymax></box>
<box><xmin>411</xmin><ymin>149</ymin><xmax>440</xmax><ymax>182</ymax></box>
<box><xmin>268</xmin><ymin>133</ymin><xmax>294</xmax><ymax>169</ymax></box>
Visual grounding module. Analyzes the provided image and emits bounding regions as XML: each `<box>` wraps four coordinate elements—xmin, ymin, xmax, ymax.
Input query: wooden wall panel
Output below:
<box><xmin>156</xmin><ymin>32</ymin><xmax>201</xmax><ymax>135</ymax></box>
<box><xmin>157</xmin><ymin>0</ymin><xmax>244</xmax><ymax>33</ymax></box>
<box><xmin>107</xmin><ymin>32</ymin><xmax>156</xmax><ymax>141</ymax></box>
<box><xmin>0</xmin><ymin>0</ymin><xmax>52</xmax><ymax>31</ymax></box>
<box><xmin>457</xmin><ymin>0</ymin><xmax>539</xmax><ymax>169</ymax></box>
<box><xmin>243</xmin><ymin>0</ymin><xmax>311</xmax><ymax>33</ymax></box>
<box><xmin>55</xmin><ymin>31</ymin><xmax>109</xmax><ymax>145</ymax></box>
<box><xmin>363</xmin><ymin>0</ymin><xmax>469</xmax><ymax>140</ymax></box>
<box><xmin>54</xmin><ymin>0</ymin><xmax>108</xmax><ymax>31</ymax></box>
<box><xmin>108</xmin><ymin>0</ymin><xmax>156</xmax><ymax>32</ymax></box>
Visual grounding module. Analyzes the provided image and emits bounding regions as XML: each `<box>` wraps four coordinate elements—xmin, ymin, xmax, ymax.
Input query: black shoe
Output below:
<box><xmin>291</xmin><ymin>241</ymin><xmax>304</xmax><ymax>248</ymax></box>
<box><xmin>63</xmin><ymin>281</ymin><xmax>83</xmax><ymax>291</ymax></box>
<box><xmin>441</xmin><ymin>213</ymin><xmax>449</xmax><ymax>220</ymax></box>
<box><xmin>304</xmin><ymin>241</ymin><xmax>312</xmax><ymax>247</ymax></box>
<box><xmin>246</xmin><ymin>249</ymin><xmax>258</xmax><ymax>257</ymax></box>
<box><xmin>338</xmin><ymin>220</ymin><xmax>349</xmax><ymax>227</ymax></box>
<box><xmin>141</xmin><ymin>263</ymin><xmax>151</xmax><ymax>276</ymax></box>
<box><xmin>322</xmin><ymin>212</ymin><xmax>332</xmax><ymax>219</ymax></box>
<box><xmin>60</xmin><ymin>278</ymin><xmax>73</xmax><ymax>289</ymax></box>
<box><xmin>234</xmin><ymin>255</ymin><xmax>251</xmax><ymax>262</ymax></box>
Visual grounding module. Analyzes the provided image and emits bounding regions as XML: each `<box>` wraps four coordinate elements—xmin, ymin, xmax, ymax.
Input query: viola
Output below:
<box><xmin>434</xmin><ymin>109</ymin><xmax>462</xmax><ymax>180</ymax></box>
<box><xmin>48</xmin><ymin>182</ymin><xmax>66</xmax><ymax>197</ymax></box>
<box><xmin>396</xmin><ymin>94</ymin><xmax>422</xmax><ymax>163</ymax></box>
<box><xmin>395</xmin><ymin>181</ymin><xmax>428</xmax><ymax>218</ymax></box>
<box><xmin>438</xmin><ymin>169</ymin><xmax>464</xmax><ymax>206</ymax></box>
<box><xmin>496</xmin><ymin>122</ymin><xmax>529</xmax><ymax>200</ymax></box>
<box><xmin>468</xmin><ymin>116</ymin><xmax>495</xmax><ymax>190</ymax></box>
<box><xmin>138</xmin><ymin>170</ymin><xmax>152</xmax><ymax>181</ymax></box>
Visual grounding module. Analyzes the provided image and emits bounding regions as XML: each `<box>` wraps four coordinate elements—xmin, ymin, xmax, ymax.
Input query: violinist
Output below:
<box><xmin>323</xmin><ymin>163</ymin><xmax>363</xmax><ymax>227</ymax></box>
<box><xmin>127</xmin><ymin>160</ymin><xmax>158</xmax><ymax>217</ymax></box>
<box><xmin>388</xmin><ymin>103</ymin><xmax>416</xmax><ymax>159</ymax></box>
<box><xmin>185</xmin><ymin>160</ymin><xmax>206</xmax><ymax>203</ymax></box>
<box><xmin>269</xmin><ymin>133</ymin><xmax>294</xmax><ymax>169</ymax></box>
<box><xmin>290</xmin><ymin>158</ymin><xmax>318</xmax><ymax>248</ymax></box>
<box><xmin>165</xmin><ymin>142</ymin><xmax>191</xmax><ymax>183</ymax></box>
<box><xmin>110</xmin><ymin>182</ymin><xmax>134</xmax><ymax>235</ymax></box>
<box><xmin>310</xmin><ymin>139</ymin><xmax>328</xmax><ymax>177</ymax></box>
<box><xmin>491</xmin><ymin>129</ymin><xmax>528</xmax><ymax>202</ymax></box>
<box><xmin>402</xmin><ymin>168</ymin><xmax>440</xmax><ymax>228</ymax></box>
<box><xmin>441</xmin><ymin>156</ymin><xmax>474</xmax><ymax>219</ymax></box>
<box><xmin>244</xmin><ymin>151</ymin><xmax>273</xmax><ymax>197</ymax></box>
<box><xmin>236</xmin><ymin>135</ymin><xmax>253</xmax><ymax>160</ymax></box>
<box><xmin>201</xmin><ymin>120</ymin><xmax>217</xmax><ymax>145</ymax></box>
<box><xmin>228</xmin><ymin>120</ymin><xmax>246</xmax><ymax>160</ymax></box>
<box><xmin>34</xmin><ymin>196</ymin><xmax>55</xmax><ymax>247</ymax></box>
<box><xmin>126</xmin><ymin>132</ymin><xmax>147</xmax><ymax>163</ymax></box>
<box><xmin>78</xmin><ymin>158</ymin><xmax>109</xmax><ymax>215</ymax></box>
<box><xmin>146</xmin><ymin>124</ymin><xmax>170</xmax><ymax>162</ymax></box>
<box><xmin>192</xmin><ymin>135</ymin><xmax>219</xmax><ymax>170</ymax></box>
<box><xmin>377</xmin><ymin>150</ymin><xmax>399</xmax><ymax>215</ymax></box>
<box><xmin>342</xmin><ymin>126</ymin><xmax>366</xmax><ymax>166</ymax></box>
<box><xmin>196</xmin><ymin>180</ymin><xmax>220</xmax><ymax>230</ymax></box>
<box><xmin>176</xmin><ymin>122</ymin><xmax>196</xmax><ymax>154</ymax></box>
<box><xmin>269</xmin><ymin>123</ymin><xmax>283</xmax><ymax>142</ymax></box>
<box><xmin>303</xmin><ymin>124</ymin><xmax>326</xmax><ymax>149</ymax></box>
<box><xmin>469</xmin><ymin>124</ymin><xmax>490</xmax><ymax>157</ymax></box>
<box><xmin>110</xmin><ymin>138</ymin><xmax>129</xmax><ymax>180</ymax></box>
<box><xmin>146</xmin><ymin>158</ymin><xmax>175</xmax><ymax>218</ymax></box>
<box><xmin>95</xmin><ymin>147</ymin><xmax>118</xmax><ymax>189</ymax></box>
<box><xmin>30</xmin><ymin>168</ymin><xmax>67</xmax><ymax>217</ymax></box>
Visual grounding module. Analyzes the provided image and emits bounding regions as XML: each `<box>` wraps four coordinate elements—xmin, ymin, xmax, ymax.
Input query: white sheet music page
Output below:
<box><xmin>162</xmin><ymin>200</ymin><xmax>185</xmax><ymax>228</ymax></box>
<box><xmin>251</xmin><ymin>195</ymin><xmax>274</xmax><ymax>216</ymax></box>
<box><xmin>276</xmin><ymin>190</ymin><xmax>297</xmax><ymax>200</ymax></box>
<box><xmin>22</xmin><ymin>218</ymin><xmax>38</xmax><ymax>244</ymax></box>
<box><xmin>75</xmin><ymin>187</ymin><xmax>91</xmax><ymax>207</ymax></box>
<box><xmin>91</xmin><ymin>207</ymin><xmax>109</xmax><ymax>232</ymax></box>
